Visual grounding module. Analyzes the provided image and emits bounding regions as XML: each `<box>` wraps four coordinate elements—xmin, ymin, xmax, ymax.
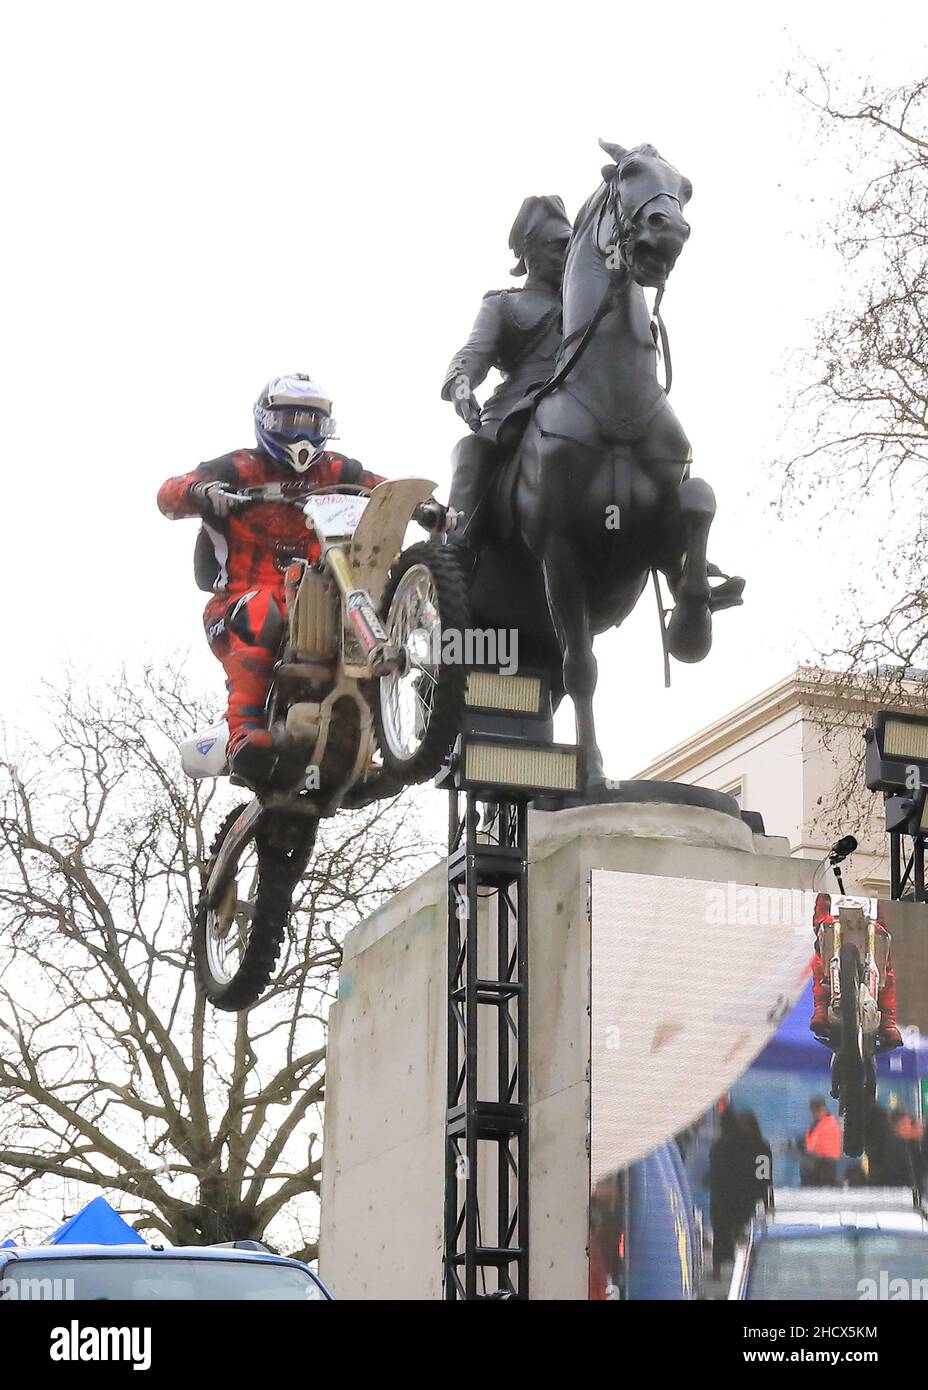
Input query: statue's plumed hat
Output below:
<box><xmin>509</xmin><ymin>195</ymin><xmax>571</xmax><ymax>276</ymax></box>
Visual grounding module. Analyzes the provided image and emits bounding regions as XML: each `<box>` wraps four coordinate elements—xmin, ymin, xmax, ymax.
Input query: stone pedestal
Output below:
<box><xmin>319</xmin><ymin>800</ymin><xmax>818</xmax><ymax>1300</ymax></box>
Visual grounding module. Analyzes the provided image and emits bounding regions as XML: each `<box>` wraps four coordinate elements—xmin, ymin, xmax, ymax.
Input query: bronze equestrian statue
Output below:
<box><xmin>442</xmin><ymin>141</ymin><xmax>744</xmax><ymax>790</ymax></box>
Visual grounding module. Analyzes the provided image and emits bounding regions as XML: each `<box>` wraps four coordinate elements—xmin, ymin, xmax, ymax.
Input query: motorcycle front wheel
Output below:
<box><xmin>194</xmin><ymin>804</ymin><xmax>316</xmax><ymax>1012</ymax></box>
<box><xmin>375</xmin><ymin>542</ymin><xmax>469</xmax><ymax>784</ymax></box>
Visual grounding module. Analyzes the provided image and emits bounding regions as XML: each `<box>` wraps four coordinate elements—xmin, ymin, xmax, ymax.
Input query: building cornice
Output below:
<box><xmin>634</xmin><ymin>666</ymin><xmax>926</xmax><ymax>782</ymax></box>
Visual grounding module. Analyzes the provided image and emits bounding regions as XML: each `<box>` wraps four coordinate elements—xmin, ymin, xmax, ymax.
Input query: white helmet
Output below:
<box><xmin>254</xmin><ymin>373</ymin><xmax>338</xmax><ymax>473</ymax></box>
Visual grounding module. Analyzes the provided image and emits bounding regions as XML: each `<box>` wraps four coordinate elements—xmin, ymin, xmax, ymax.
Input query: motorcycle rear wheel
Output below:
<box><xmin>194</xmin><ymin>804</ymin><xmax>316</xmax><ymax>1012</ymax></box>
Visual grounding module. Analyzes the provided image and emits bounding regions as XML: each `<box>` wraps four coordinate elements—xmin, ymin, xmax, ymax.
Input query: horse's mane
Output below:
<box><xmin>567</xmin><ymin>183</ymin><xmax>608</xmax><ymax>258</ymax></box>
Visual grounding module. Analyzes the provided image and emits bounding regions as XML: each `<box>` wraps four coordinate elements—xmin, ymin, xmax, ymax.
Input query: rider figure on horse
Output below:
<box><xmin>442</xmin><ymin>195</ymin><xmax>572</xmax><ymax>551</ymax></box>
<box><xmin>157</xmin><ymin>374</ymin><xmax>385</xmax><ymax>785</ymax></box>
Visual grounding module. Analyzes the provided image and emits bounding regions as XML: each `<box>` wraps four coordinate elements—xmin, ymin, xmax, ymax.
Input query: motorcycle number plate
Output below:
<box><xmin>304</xmin><ymin>493</ymin><xmax>369</xmax><ymax>542</ymax></box>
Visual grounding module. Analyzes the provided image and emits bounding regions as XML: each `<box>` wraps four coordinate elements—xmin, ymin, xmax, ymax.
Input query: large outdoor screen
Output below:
<box><xmin>587</xmin><ymin>873</ymin><xmax>928</xmax><ymax>1301</ymax></box>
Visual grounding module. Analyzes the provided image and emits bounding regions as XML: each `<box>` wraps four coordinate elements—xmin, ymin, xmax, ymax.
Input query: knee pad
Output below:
<box><xmin>227</xmin><ymin>589</ymin><xmax>285</xmax><ymax>651</ymax></box>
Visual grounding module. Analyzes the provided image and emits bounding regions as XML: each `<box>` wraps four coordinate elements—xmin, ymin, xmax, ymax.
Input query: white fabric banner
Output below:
<box><xmin>590</xmin><ymin>869</ymin><xmax>815</xmax><ymax>1179</ymax></box>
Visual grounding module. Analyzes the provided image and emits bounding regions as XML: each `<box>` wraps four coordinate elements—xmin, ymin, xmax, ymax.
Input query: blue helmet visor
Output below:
<box><xmin>262</xmin><ymin>406</ymin><xmax>336</xmax><ymax>445</ymax></box>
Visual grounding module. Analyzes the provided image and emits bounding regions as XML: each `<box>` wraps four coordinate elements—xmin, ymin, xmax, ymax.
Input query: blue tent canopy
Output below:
<box><xmin>43</xmin><ymin>1195</ymin><xmax>145</xmax><ymax>1246</ymax></box>
<box><xmin>753</xmin><ymin>978</ymin><xmax>928</xmax><ymax>1080</ymax></box>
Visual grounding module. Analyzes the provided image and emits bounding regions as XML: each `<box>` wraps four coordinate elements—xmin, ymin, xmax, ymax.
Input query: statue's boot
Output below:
<box><xmin>447</xmin><ymin>433</ymin><xmax>500</xmax><ymax>559</ymax></box>
<box><xmin>708</xmin><ymin>576</ymin><xmax>745</xmax><ymax>612</ymax></box>
<box><xmin>706</xmin><ymin>562</ymin><xmax>745</xmax><ymax>613</ymax></box>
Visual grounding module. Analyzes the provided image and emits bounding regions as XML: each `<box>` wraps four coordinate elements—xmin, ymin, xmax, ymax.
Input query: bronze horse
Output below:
<box><xmin>467</xmin><ymin>140</ymin><xmax>743</xmax><ymax>787</ymax></box>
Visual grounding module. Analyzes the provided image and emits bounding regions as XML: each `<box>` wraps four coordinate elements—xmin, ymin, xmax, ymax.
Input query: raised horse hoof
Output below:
<box><xmin>666</xmin><ymin>601</ymin><xmax>712</xmax><ymax>663</ymax></box>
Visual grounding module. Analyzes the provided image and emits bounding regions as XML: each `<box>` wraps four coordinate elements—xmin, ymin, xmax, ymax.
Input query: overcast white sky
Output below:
<box><xmin>2</xmin><ymin>1</ymin><xmax>925</xmax><ymax>784</ymax></box>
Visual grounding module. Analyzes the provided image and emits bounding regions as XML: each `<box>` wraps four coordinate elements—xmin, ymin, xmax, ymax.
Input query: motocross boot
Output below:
<box><xmin>228</xmin><ymin>727</ymin><xmax>278</xmax><ymax>784</ymax></box>
<box><xmin>877</xmin><ymin>965</ymin><xmax>903</xmax><ymax>1050</ymax></box>
<box><xmin>810</xmin><ymin>951</ymin><xmax>831</xmax><ymax>1037</ymax></box>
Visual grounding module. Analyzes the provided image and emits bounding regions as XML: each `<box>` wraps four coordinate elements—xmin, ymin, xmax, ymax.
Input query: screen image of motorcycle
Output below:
<box><xmin>588</xmin><ymin>882</ymin><xmax>928</xmax><ymax>1300</ymax></box>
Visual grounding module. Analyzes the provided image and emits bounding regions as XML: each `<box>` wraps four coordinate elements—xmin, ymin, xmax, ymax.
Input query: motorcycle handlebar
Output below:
<box><xmin>215</xmin><ymin>486</ymin><xmax>375</xmax><ymax>514</ymax></box>
<box><xmin>234</xmin><ymin>482</ymin><xmax>374</xmax><ymax>505</ymax></box>
<box><xmin>210</xmin><ymin>482</ymin><xmax>444</xmax><ymax>531</ymax></box>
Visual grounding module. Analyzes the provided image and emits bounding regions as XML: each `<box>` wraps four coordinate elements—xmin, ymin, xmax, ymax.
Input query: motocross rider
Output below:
<box><xmin>157</xmin><ymin>374</ymin><xmax>385</xmax><ymax>784</ymax></box>
<box><xmin>810</xmin><ymin>893</ymin><xmax>903</xmax><ymax>1050</ymax></box>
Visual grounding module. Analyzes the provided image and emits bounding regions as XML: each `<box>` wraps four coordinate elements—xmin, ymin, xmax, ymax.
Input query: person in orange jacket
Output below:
<box><xmin>809</xmin><ymin>894</ymin><xmax>903</xmax><ymax>1050</ymax></box>
<box><xmin>891</xmin><ymin>1108</ymin><xmax>924</xmax><ymax>1143</ymax></box>
<box><xmin>804</xmin><ymin>1097</ymin><xmax>842</xmax><ymax>1186</ymax></box>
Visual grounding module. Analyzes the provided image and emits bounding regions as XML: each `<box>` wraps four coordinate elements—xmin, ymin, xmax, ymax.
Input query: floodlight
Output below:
<box><xmin>465</xmin><ymin>670</ymin><xmax>546</xmax><ymax>717</ymax></box>
<box><xmin>865</xmin><ymin>711</ymin><xmax>928</xmax><ymax>793</ymax></box>
<box><xmin>457</xmin><ymin>736</ymin><xmax>582</xmax><ymax>797</ymax></box>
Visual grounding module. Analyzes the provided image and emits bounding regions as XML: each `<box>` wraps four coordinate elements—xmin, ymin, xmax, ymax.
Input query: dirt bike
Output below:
<box><xmin>179</xmin><ymin>477</ymin><xmax>469</xmax><ymax>1011</ymax></box>
<box><xmin>814</xmin><ymin>845</ymin><xmax>890</xmax><ymax>1157</ymax></box>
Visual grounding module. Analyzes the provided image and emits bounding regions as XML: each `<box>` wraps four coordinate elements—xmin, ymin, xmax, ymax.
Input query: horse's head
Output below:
<box><xmin>598</xmin><ymin>140</ymin><xmax>692</xmax><ymax>288</ymax></box>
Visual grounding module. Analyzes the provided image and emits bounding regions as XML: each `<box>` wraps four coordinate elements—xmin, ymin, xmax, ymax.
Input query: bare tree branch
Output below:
<box><xmin>778</xmin><ymin>64</ymin><xmax>928</xmax><ymax>725</ymax></box>
<box><xmin>0</xmin><ymin>663</ymin><xmax>436</xmax><ymax>1250</ymax></box>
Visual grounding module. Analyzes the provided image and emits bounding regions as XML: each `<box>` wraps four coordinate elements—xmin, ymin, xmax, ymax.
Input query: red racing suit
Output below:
<box><xmin>158</xmin><ymin>447</ymin><xmax>385</xmax><ymax>750</ymax></box>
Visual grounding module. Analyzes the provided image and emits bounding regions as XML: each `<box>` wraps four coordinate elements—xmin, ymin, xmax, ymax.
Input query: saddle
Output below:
<box><xmin>478</xmin><ymin>397</ymin><xmax>538</xmax><ymax>543</ymax></box>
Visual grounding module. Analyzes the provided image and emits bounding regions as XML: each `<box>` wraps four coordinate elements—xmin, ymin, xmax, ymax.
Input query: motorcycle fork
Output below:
<box><xmin>864</xmin><ymin>918</ymin><xmax>879</xmax><ymax>1005</ymax></box>
<box><xmin>828</xmin><ymin>919</ymin><xmax>846</xmax><ymax>1103</ymax></box>
<box><xmin>205</xmin><ymin>799</ymin><xmax>265</xmax><ymax>908</ymax></box>
<box><xmin>828</xmin><ymin>919</ymin><xmax>843</xmax><ymax>1010</ymax></box>
<box><xmin>324</xmin><ymin>545</ymin><xmax>395</xmax><ymax>673</ymax></box>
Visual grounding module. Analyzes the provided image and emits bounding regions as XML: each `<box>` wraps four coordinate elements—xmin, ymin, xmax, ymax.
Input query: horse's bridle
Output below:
<box><xmin>535</xmin><ymin>172</ymin><xmax>678</xmax><ymax>405</ymax></box>
<box><xmin>597</xmin><ymin>165</ymin><xmax>687</xmax><ymax>267</ymax></box>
